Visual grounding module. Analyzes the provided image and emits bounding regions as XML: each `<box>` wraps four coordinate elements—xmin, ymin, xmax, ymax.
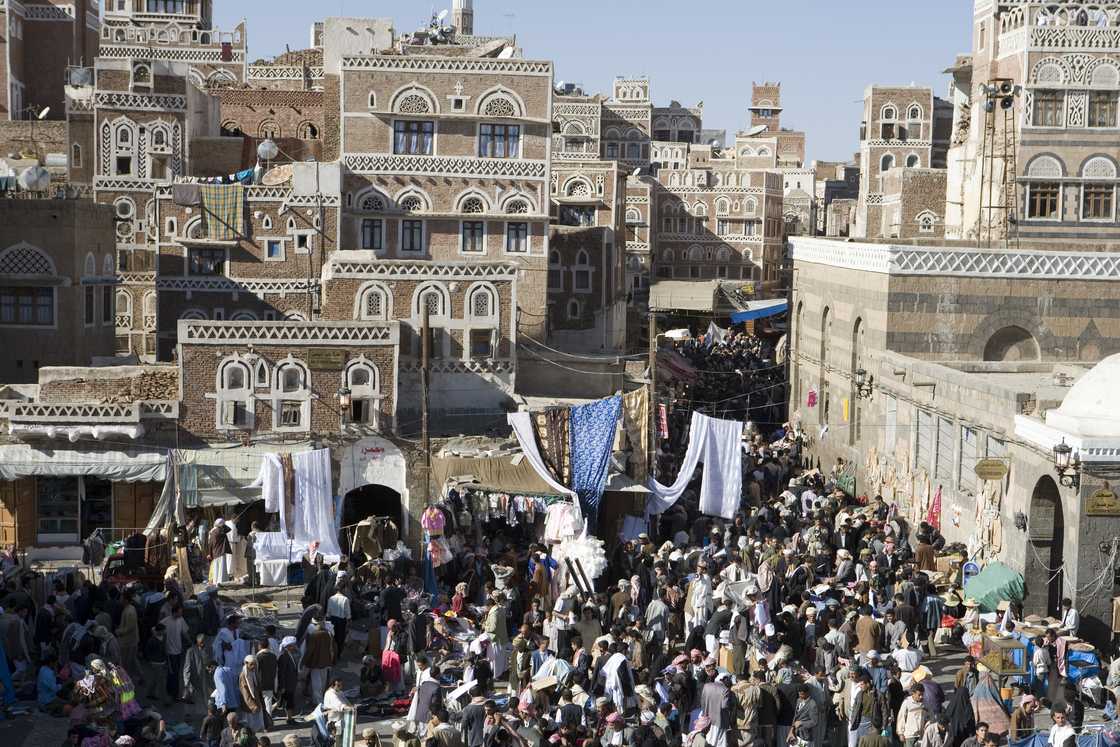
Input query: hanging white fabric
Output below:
<box><xmin>248</xmin><ymin>453</ymin><xmax>288</xmax><ymax>531</ymax></box>
<box><xmin>292</xmin><ymin>448</ymin><xmax>343</xmax><ymax>560</ymax></box>
<box><xmin>507</xmin><ymin>412</ymin><xmax>584</xmax><ymax>524</ymax></box>
<box><xmin>646</xmin><ymin>411</ymin><xmax>744</xmax><ymax>518</ymax></box>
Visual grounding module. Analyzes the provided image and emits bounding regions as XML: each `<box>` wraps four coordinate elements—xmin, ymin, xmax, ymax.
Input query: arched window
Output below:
<box><xmin>254</xmin><ymin>359</ymin><xmax>269</xmax><ymax>388</ymax></box>
<box><xmin>132</xmin><ymin>63</ymin><xmax>151</xmax><ymax>86</ymax></box>
<box><xmin>259</xmin><ymin>120</ymin><xmax>281</xmax><ymax>139</ymax></box>
<box><xmin>344</xmin><ymin>359</ymin><xmax>381</xmax><ymax>426</ymax></box>
<box><xmin>72</xmin><ymin>143</ymin><xmax>82</xmax><ymax>168</ymax></box>
<box><xmin>880</xmin><ymin>154</ymin><xmax>895</xmax><ymax>172</ymax></box>
<box><xmin>573</xmin><ymin>250</ymin><xmax>592</xmax><ymax>292</ymax></box>
<box><xmin>460</xmin><ymin>196</ymin><xmax>486</xmax><ymax>214</ymax></box>
<box><xmin>506</xmin><ymin>198</ymin><xmax>529</xmax><ymax>214</ymax></box>
<box><xmin>230</xmin><ymin>311</ymin><xmax>257</xmax><ymax>321</ymax></box>
<box><xmin>414</xmin><ymin>283</ymin><xmax>449</xmax><ymax>318</ymax></box>
<box><xmin>368</xmin><ymin>92</ymin><xmax>377</xmax><ymax>109</ymax></box>
<box><xmin>222</xmin><ymin>361</ymin><xmax>249</xmax><ymax>391</ymax></box>
<box><xmin>567</xmin><ymin>299</ymin><xmax>582</xmax><ymax>320</ymax></box>
<box><xmin>744</xmin><ymin>197</ymin><xmax>758</xmax><ymax>215</ymax></box>
<box><xmin>359</xmin><ymin>284</ymin><xmax>389</xmax><ymax>321</ymax></box>
<box><xmin>360</xmin><ymin>194</ymin><xmax>386</xmax><ymax>212</ymax></box>
<box><xmin>83</xmin><ymin>253</ymin><xmax>97</xmax><ymax>277</ymax></box>
<box><xmin>217</xmin><ymin>359</ymin><xmax>253</xmax><ymax>429</ymax></box>
<box><xmin>298</xmin><ymin>122</ymin><xmax>319</xmax><ymax>140</ymax></box>
<box><xmin>115</xmin><ymin>289</ymin><xmax>132</xmax><ymax>326</ymax></box>
<box><xmin>906</xmin><ymin>154</ymin><xmax>920</xmax><ymax>168</ymax></box>
<box><xmin>715</xmin><ymin>198</ymin><xmax>730</xmax><ymax>215</ymax></box>
<box><xmin>273</xmin><ymin>359</ymin><xmax>310</xmax><ymax>430</ymax></box>
<box><xmin>468</xmin><ymin>285</ymin><xmax>497</xmax><ymax>319</ymax></box>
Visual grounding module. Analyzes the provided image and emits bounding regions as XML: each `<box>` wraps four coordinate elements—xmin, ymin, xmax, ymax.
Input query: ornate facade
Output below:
<box><xmin>945</xmin><ymin>0</ymin><xmax>1120</xmax><ymax>244</ymax></box>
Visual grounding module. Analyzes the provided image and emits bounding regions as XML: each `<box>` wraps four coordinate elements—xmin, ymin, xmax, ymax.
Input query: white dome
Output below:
<box><xmin>1046</xmin><ymin>353</ymin><xmax>1120</xmax><ymax>438</ymax></box>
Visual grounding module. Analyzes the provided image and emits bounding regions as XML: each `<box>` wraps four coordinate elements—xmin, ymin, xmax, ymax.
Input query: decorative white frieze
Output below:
<box><xmin>179</xmin><ymin>320</ymin><xmax>398</xmax><ymax>346</ymax></box>
<box><xmin>285</xmin><ymin>193</ymin><xmax>341</xmax><ymax>208</ymax></box>
<box><xmin>1030</xmin><ymin>26</ymin><xmax>1120</xmax><ymax>51</ymax></box>
<box><xmin>94</xmin><ymin>92</ymin><xmax>187</xmax><ymax>112</ymax></box>
<box><xmin>157</xmin><ymin>276</ymin><xmax>319</xmax><ymax>296</ymax></box>
<box><xmin>342</xmin><ymin>55</ymin><xmax>551</xmax><ymax>76</ymax></box>
<box><xmin>95</xmin><ymin>176</ymin><xmax>161</xmax><ymax>191</ymax></box>
<box><xmin>118</xmin><ymin>271</ymin><xmax>156</xmax><ymax>285</ymax></box>
<box><xmin>400</xmin><ymin>360</ymin><xmax>514</xmax><ymax>375</ymax></box>
<box><xmin>343</xmin><ymin>153</ymin><xmax>547</xmax><ymax>180</ymax></box>
<box><xmin>247</xmin><ymin>66</ymin><xmax>323</xmax><ymax>80</ymax></box>
<box><xmin>98</xmin><ymin>44</ymin><xmax>245</xmax><ymax>64</ymax></box>
<box><xmin>324</xmin><ymin>259</ymin><xmax>519</xmax><ymax>281</ymax></box>
<box><xmin>790</xmin><ymin>237</ymin><xmax>1120</xmax><ymax>281</ymax></box>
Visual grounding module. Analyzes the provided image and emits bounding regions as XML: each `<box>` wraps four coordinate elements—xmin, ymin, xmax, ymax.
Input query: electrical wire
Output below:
<box><xmin>520</xmin><ymin>335</ymin><xmax>646</xmax><ymax>362</ymax></box>
<box><xmin>519</xmin><ymin>344</ymin><xmax>636</xmax><ymax>376</ymax></box>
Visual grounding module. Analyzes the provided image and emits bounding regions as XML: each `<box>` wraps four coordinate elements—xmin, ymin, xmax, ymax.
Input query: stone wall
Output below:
<box><xmin>37</xmin><ymin>366</ymin><xmax>179</xmax><ymax>403</ymax></box>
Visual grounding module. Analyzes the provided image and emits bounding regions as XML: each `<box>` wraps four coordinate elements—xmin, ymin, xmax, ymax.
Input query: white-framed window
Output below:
<box><xmin>360</xmin><ymin>219</ymin><xmax>384</xmax><ymax>251</ymax></box>
<box><xmin>217</xmin><ymin>359</ymin><xmax>253</xmax><ymax>430</ymax></box>
<box><xmin>466</xmin><ymin>284</ymin><xmax>498</xmax><ymax>360</ymax></box>
<box><xmin>401</xmin><ymin>219</ymin><xmax>425</xmax><ymax>253</ymax></box>
<box><xmin>273</xmin><ymin>359</ymin><xmax>311</xmax><ymax>431</ymax></box>
<box><xmin>344</xmin><ymin>359</ymin><xmax>381</xmax><ymax>427</ymax></box>
<box><xmin>254</xmin><ymin>359</ymin><xmax>269</xmax><ymax>389</ymax></box>
<box><xmin>505</xmin><ymin>222</ymin><xmax>529</xmax><ymax>253</ymax></box>
<box><xmin>572</xmin><ymin>249</ymin><xmax>592</xmax><ymax>293</ymax></box>
<box><xmin>461</xmin><ymin>220</ymin><xmax>486</xmax><ymax>254</ymax></box>
<box><xmin>359</xmin><ymin>283</ymin><xmax>390</xmax><ymax>321</ymax></box>
<box><xmin>263</xmin><ymin>238</ymin><xmax>286</xmax><ymax>261</ymax></box>
<box><xmin>906</xmin><ymin>154</ymin><xmax>920</xmax><ymax>168</ymax></box>
<box><xmin>165</xmin><ymin>217</ymin><xmax>178</xmax><ymax>237</ymax></box>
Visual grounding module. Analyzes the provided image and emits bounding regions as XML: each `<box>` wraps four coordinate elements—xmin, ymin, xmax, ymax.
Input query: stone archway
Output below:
<box><xmin>339</xmin><ymin>437</ymin><xmax>409</xmax><ymax>537</ymax></box>
<box><xmin>983</xmin><ymin>325</ymin><xmax>1040</xmax><ymax>362</ymax></box>
<box><xmin>1024</xmin><ymin>475</ymin><xmax>1064</xmax><ymax>617</ymax></box>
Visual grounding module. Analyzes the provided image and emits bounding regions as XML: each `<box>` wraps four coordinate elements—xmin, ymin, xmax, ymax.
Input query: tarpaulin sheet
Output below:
<box><xmin>730</xmin><ymin>299</ymin><xmax>788</xmax><ymax>324</ymax></box>
<box><xmin>432</xmin><ymin>453</ymin><xmax>558</xmax><ymax>494</ymax></box>
<box><xmin>0</xmin><ymin>443</ymin><xmax>167</xmax><ymax>482</ymax></box>
<box><xmin>963</xmin><ymin>561</ymin><xmax>1025</xmax><ymax>613</ymax></box>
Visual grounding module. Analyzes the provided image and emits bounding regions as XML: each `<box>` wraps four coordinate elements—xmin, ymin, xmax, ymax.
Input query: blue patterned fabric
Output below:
<box><xmin>569</xmin><ymin>395</ymin><xmax>621</xmax><ymax>529</ymax></box>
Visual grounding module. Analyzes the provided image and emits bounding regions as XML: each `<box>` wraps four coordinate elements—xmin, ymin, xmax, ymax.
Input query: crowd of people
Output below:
<box><xmin>0</xmin><ymin>400</ymin><xmax>1102</xmax><ymax>747</ymax></box>
<box><xmin>669</xmin><ymin>331</ymin><xmax>786</xmax><ymax>425</ymax></box>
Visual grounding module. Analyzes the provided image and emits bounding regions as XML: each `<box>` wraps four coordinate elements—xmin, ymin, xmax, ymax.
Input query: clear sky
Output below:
<box><xmin>216</xmin><ymin>0</ymin><xmax>974</xmax><ymax>164</ymax></box>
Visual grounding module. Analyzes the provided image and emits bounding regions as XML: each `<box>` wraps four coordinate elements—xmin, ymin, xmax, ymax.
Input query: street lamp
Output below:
<box><xmin>854</xmin><ymin>367</ymin><xmax>874</xmax><ymax>399</ymax></box>
<box><xmin>337</xmin><ymin>387</ymin><xmax>352</xmax><ymax>424</ymax></box>
<box><xmin>1053</xmin><ymin>438</ymin><xmax>1081</xmax><ymax>490</ymax></box>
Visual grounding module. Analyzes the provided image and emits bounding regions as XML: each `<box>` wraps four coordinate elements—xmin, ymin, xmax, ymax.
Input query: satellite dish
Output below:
<box><xmin>37</xmin><ymin>106</ymin><xmax>51</xmax><ymax>120</ymax></box>
<box><xmin>746</xmin><ymin>124</ymin><xmax>768</xmax><ymax>137</ymax></box>
<box><xmin>437</xmin><ymin>8</ymin><xmax>449</xmax><ymax>21</ymax></box>
<box><xmin>631</xmin><ymin>167</ymin><xmax>641</xmax><ymax>177</ymax></box>
<box><xmin>497</xmin><ymin>47</ymin><xmax>515</xmax><ymax>59</ymax></box>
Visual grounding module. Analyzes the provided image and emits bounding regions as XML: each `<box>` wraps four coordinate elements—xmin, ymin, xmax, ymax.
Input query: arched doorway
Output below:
<box><xmin>341</xmin><ymin>484</ymin><xmax>403</xmax><ymax>529</ymax></box>
<box><xmin>984</xmin><ymin>326</ymin><xmax>1040</xmax><ymax>362</ymax></box>
<box><xmin>1025</xmin><ymin>475</ymin><xmax>1064</xmax><ymax>617</ymax></box>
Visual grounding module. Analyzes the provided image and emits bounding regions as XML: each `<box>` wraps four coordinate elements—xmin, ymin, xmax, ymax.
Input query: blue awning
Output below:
<box><xmin>730</xmin><ymin>299</ymin><xmax>788</xmax><ymax>324</ymax></box>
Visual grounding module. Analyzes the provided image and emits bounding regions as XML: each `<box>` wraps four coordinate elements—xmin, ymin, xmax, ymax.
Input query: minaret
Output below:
<box><xmin>453</xmin><ymin>0</ymin><xmax>474</xmax><ymax>36</ymax></box>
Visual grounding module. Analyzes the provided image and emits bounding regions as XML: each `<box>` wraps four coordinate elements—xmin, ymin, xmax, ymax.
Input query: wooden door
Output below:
<box><xmin>113</xmin><ymin>482</ymin><xmax>159</xmax><ymax>531</ymax></box>
<box><xmin>0</xmin><ymin>478</ymin><xmax>37</xmax><ymax>550</ymax></box>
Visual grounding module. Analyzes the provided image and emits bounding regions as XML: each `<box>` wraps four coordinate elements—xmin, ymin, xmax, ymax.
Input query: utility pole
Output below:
<box><xmin>647</xmin><ymin>311</ymin><xmax>657</xmax><ymax>480</ymax></box>
<box><xmin>421</xmin><ymin>305</ymin><xmax>431</xmax><ymax>506</ymax></box>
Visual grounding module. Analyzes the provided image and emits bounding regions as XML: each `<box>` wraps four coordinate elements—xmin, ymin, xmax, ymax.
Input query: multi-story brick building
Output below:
<box><xmin>334</xmin><ymin>36</ymin><xmax>553</xmax><ymax>419</ymax></box>
<box><xmin>1</xmin><ymin>0</ymin><xmax>99</xmax><ymax>122</ymax></box>
<box><xmin>0</xmin><ymin>199</ymin><xmax>117</xmax><ymax>382</ymax></box>
<box><xmin>854</xmin><ymin>85</ymin><xmax>953</xmax><ymax>238</ymax></box>
<box><xmin>945</xmin><ymin>0</ymin><xmax>1120</xmax><ymax>245</ymax></box>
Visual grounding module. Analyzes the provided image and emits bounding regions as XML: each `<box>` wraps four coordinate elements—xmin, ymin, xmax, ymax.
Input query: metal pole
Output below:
<box><xmin>648</xmin><ymin>311</ymin><xmax>657</xmax><ymax>480</ymax></box>
<box><xmin>421</xmin><ymin>304</ymin><xmax>432</xmax><ymax>507</ymax></box>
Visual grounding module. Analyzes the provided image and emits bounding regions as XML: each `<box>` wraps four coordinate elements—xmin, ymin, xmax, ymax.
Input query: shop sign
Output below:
<box><xmin>974</xmin><ymin>459</ymin><xmax>1008</xmax><ymax>482</ymax></box>
<box><xmin>1087</xmin><ymin>488</ymin><xmax>1120</xmax><ymax>516</ymax></box>
<box><xmin>306</xmin><ymin>349</ymin><xmax>346</xmax><ymax>369</ymax></box>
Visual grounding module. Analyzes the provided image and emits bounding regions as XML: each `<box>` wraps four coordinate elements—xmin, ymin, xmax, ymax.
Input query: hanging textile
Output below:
<box><xmin>249</xmin><ymin>453</ymin><xmax>285</xmax><ymax>515</ymax></box>
<box><xmin>145</xmin><ymin>453</ymin><xmax>187</xmax><ymax>535</ymax></box>
<box><xmin>201</xmin><ymin>183</ymin><xmax>245</xmax><ymax>240</ymax></box>
<box><xmin>621</xmin><ymin>388</ymin><xmax>649</xmax><ymax>482</ymax></box>
<box><xmin>568</xmin><ymin>396</ymin><xmax>622</xmax><ymax>528</ymax></box>
<box><xmin>280</xmin><ymin>454</ymin><xmax>296</xmax><ymax>538</ymax></box>
<box><xmin>646</xmin><ymin>411</ymin><xmax>745</xmax><ymax>518</ymax></box>
<box><xmin>532</xmin><ymin>407</ymin><xmax>570</xmax><ymax>486</ymax></box>
<box><xmin>507</xmin><ymin>412</ymin><xmax>581</xmax><ymax>507</ymax></box>
<box><xmin>658</xmin><ymin>403</ymin><xmax>669</xmax><ymax>439</ymax></box>
<box><xmin>292</xmin><ymin>449</ymin><xmax>342</xmax><ymax>558</ymax></box>
<box><xmin>927</xmin><ymin>485</ymin><xmax>942</xmax><ymax>531</ymax></box>
<box><xmin>172</xmin><ymin>183</ymin><xmax>201</xmax><ymax>206</ymax></box>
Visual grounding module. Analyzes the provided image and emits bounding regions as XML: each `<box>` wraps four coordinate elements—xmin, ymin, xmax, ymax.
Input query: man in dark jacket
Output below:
<box><xmin>459</xmin><ymin>688</ymin><xmax>488</xmax><ymax>747</ymax></box>
<box><xmin>277</xmin><ymin>636</ymin><xmax>301</xmax><ymax>725</ymax></box>
<box><xmin>255</xmin><ymin>638</ymin><xmax>278</xmax><ymax>718</ymax></box>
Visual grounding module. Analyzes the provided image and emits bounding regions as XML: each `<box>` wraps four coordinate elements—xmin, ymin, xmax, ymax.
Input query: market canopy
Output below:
<box><xmin>730</xmin><ymin>299</ymin><xmax>789</xmax><ymax>324</ymax></box>
<box><xmin>963</xmin><ymin>561</ymin><xmax>1025</xmax><ymax>613</ymax></box>
<box><xmin>0</xmin><ymin>443</ymin><xmax>167</xmax><ymax>482</ymax></box>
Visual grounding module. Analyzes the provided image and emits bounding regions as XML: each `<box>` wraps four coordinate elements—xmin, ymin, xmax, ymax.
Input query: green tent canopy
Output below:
<box><xmin>963</xmin><ymin>561</ymin><xmax>1025</xmax><ymax>613</ymax></box>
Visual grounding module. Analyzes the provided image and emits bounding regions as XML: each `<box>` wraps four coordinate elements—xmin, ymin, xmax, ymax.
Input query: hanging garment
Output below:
<box><xmin>249</xmin><ymin>454</ymin><xmax>284</xmax><ymax>513</ymax></box>
<box><xmin>172</xmin><ymin>183</ymin><xmax>201</xmax><ymax>206</ymax></box>
<box><xmin>280</xmin><ymin>454</ymin><xmax>296</xmax><ymax>538</ymax></box>
<box><xmin>507</xmin><ymin>412</ymin><xmax>581</xmax><ymax>505</ymax></box>
<box><xmin>646</xmin><ymin>412</ymin><xmax>745</xmax><ymax>518</ymax></box>
<box><xmin>534</xmin><ymin>407</ymin><xmax>570</xmax><ymax>486</ymax></box>
<box><xmin>201</xmin><ymin>183</ymin><xmax>245</xmax><ymax>240</ymax></box>
<box><xmin>292</xmin><ymin>449</ymin><xmax>343</xmax><ymax>558</ymax></box>
<box><xmin>621</xmin><ymin>388</ymin><xmax>650</xmax><ymax>482</ymax></box>
<box><xmin>568</xmin><ymin>396</ymin><xmax>622</xmax><ymax>527</ymax></box>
